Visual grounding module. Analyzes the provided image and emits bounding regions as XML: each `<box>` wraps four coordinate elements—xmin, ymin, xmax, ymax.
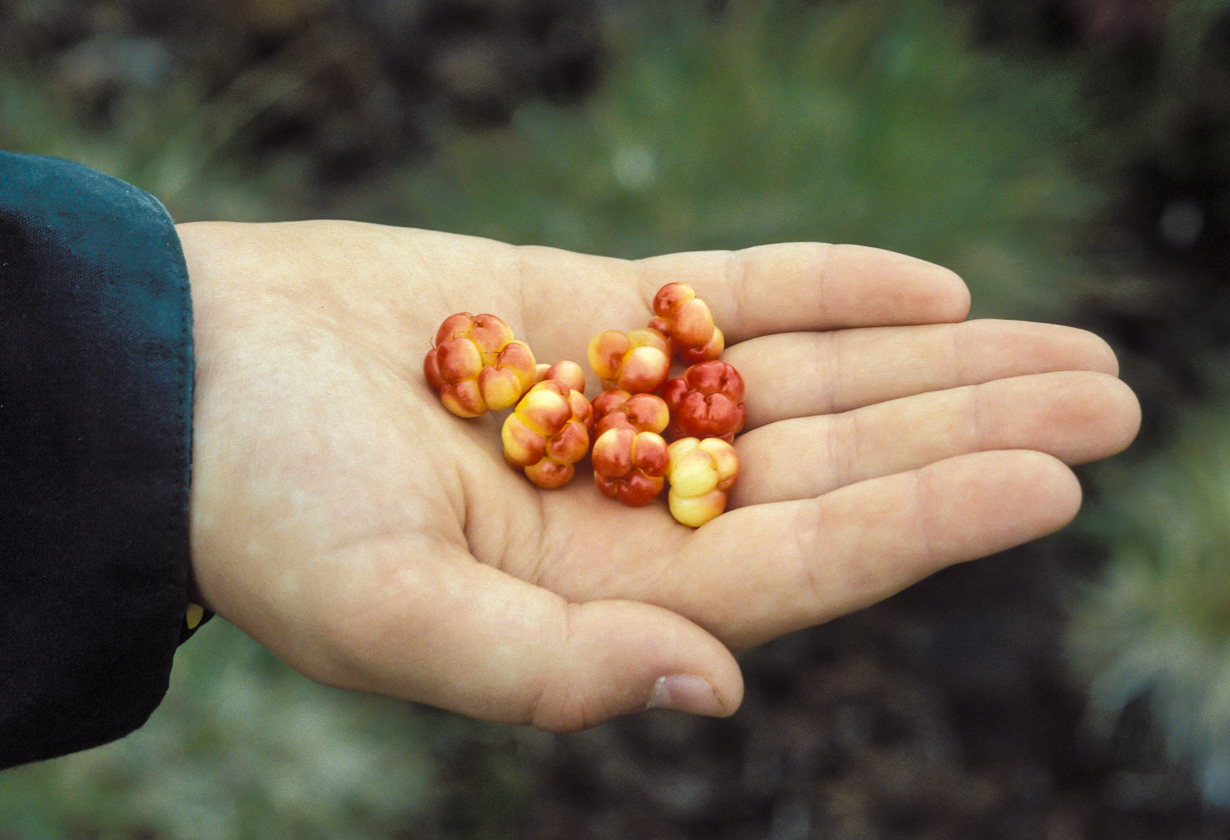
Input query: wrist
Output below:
<box><xmin>179</xmin><ymin>221</ymin><xmax>224</xmax><ymax>618</ymax></box>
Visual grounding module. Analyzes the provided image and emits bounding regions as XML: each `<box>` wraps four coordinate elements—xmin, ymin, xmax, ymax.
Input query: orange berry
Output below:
<box><xmin>534</xmin><ymin>360</ymin><xmax>587</xmax><ymax>394</ymax></box>
<box><xmin>649</xmin><ymin>283</ymin><xmax>725</xmax><ymax>364</ymax></box>
<box><xmin>661</xmin><ymin>360</ymin><xmax>746</xmax><ymax>442</ymax></box>
<box><xmin>424</xmin><ymin>313</ymin><xmax>536</xmax><ymax>416</ymax></box>
<box><xmin>592</xmin><ymin>428</ymin><xmax>670</xmax><ymax>506</ymax></box>
<box><xmin>592</xmin><ymin>390</ymin><xmax>671</xmax><ymax>437</ymax></box>
<box><xmin>666</xmin><ymin>437</ymin><xmax>739</xmax><ymax>527</ymax></box>
<box><xmin>502</xmin><ymin>381</ymin><xmax>593</xmax><ymax>488</ymax></box>
<box><xmin>587</xmin><ymin>328</ymin><xmax>671</xmax><ymax>393</ymax></box>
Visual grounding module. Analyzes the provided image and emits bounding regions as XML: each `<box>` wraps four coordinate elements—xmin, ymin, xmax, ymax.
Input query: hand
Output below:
<box><xmin>180</xmin><ymin>221</ymin><xmax>1140</xmax><ymax>731</ymax></box>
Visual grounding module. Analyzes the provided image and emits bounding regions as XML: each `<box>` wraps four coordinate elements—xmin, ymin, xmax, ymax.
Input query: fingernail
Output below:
<box><xmin>645</xmin><ymin>675</ymin><xmax>725</xmax><ymax>716</ymax></box>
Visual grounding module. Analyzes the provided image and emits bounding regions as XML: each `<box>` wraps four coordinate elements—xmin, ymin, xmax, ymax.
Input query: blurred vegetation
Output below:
<box><xmin>972</xmin><ymin>0</ymin><xmax>1230</xmax><ymax>446</ymax></box>
<box><xmin>0</xmin><ymin>623</ymin><xmax>438</xmax><ymax>839</ymax></box>
<box><xmin>0</xmin><ymin>0</ymin><xmax>601</xmax><ymax>183</ymax></box>
<box><xmin>381</xmin><ymin>0</ymin><xmax>1108</xmax><ymax>320</ymax></box>
<box><xmin>5</xmin><ymin>0</ymin><xmax>1230</xmax><ymax>835</ymax></box>
<box><xmin>1071</xmin><ymin>405</ymin><xmax>1230</xmax><ymax>809</ymax></box>
<box><xmin>0</xmin><ymin>68</ymin><xmax>308</xmax><ymax>221</ymax></box>
<box><xmin>1055</xmin><ymin>0</ymin><xmax>1230</xmax><ymax>815</ymax></box>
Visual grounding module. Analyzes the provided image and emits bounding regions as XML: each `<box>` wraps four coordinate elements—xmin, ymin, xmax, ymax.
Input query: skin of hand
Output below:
<box><xmin>179</xmin><ymin>221</ymin><xmax>1141</xmax><ymax>732</ymax></box>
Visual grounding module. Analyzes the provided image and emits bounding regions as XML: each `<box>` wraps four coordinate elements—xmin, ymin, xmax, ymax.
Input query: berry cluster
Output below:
<box><xmin>424</xmin><ymin>284</ymin><xmax>745</xmax><ymax>527</ymax></box>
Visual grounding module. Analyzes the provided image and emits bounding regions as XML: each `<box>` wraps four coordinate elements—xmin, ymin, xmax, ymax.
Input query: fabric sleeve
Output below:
<box><xmin>0</xmin><ymin>151</ymin><xmax>196</xmax><ymax>769</ymax></box>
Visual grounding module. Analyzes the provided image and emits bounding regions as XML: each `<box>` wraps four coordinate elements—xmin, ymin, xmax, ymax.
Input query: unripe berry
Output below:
<box><xmin>502</xmin><ymin>381</ymin><xmax>594</xmax><ymax>488</ymax></box>
<box><xmin>662</xmin><ymin>360</ymin><xmax>747</xmax><ymax>442</ymax></box>
<box><xmin>649</xmin><ymin>282</ymin><xmax>725</xmax><ymax>364</ymax></box>
<box><xmin>592</xmin><ymin>427</ymin><xmax>670</xmax><ymax>506</ymax></box>
<box><xmin>587</xmin><ymin>328</ymin><xmax>672</xmax><ymax>393</ymax></box>
<box><xmin>592</xmin><ymin>390</ymin><xmax>671</xmax><ymax>438</ymax></box>
<box><xmin>666</xmin><ymin>437</ymin><xmax>739</xmax><ymax>527</ymax></box>
<box><xmin>534</xmin><ymin>360</ymin><xmax>587</xmax><ymax>394</ymax></box>
<box><xmin>424</xmin><ymin>313</ymin><xmax>536</xmax><ymax>416</ymax></box>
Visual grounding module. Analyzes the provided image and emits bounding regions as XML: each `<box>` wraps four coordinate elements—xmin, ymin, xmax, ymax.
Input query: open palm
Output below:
<box><xmin>182</xmin><ymin>221</ymin><xmax>1139</xmax><ymax>731</ymax></box>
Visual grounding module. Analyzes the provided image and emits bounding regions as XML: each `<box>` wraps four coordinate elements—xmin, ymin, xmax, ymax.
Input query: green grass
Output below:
<box><xmin>0</xmin><ymin>623</ymin><xmax>440</xmax><ymax>840</ymax></box>
<box><xmin>368</xmin><ymin>0</ymin><xmax>1108</xmax><ymax>320</ymax></box>
<box><xmin>0</xmin><ymin>27</ymin><xmax>345</xmax><ymax>223</ymax></box>
<box><xmin>1069</xmin><ymin>404</ymin><xmax>1230</xmax><ymax>807</ymax></box>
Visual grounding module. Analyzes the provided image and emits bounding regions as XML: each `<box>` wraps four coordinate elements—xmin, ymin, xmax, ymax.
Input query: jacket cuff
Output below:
<box><xmin>0</xmin><ymin>152</ymin><xmax>195</xmax><ymax>768</ymax></box>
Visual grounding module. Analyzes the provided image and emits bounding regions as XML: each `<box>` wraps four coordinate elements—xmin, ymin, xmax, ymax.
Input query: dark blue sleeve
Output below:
<box><xmin>0</xmin><ymin>151</ymin><xmax>196</xmax><ymax>768</ymax></box>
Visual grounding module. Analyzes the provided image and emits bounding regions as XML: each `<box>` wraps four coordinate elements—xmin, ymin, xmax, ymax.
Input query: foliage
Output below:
<box><xmin>0</xmin><ymin>623</ymin><xmax>438</xmax><ymax>840</ymax></box>
<box><xmin>1059</xmin><ymin>2</ymin><xmax>1230</xmax><ymax>812</ymax></box>
<box><xmin>1069</xmin><ymin>403</ymin><xmax>1230</xmax><ymax>808</ymax></box>
<box><xmin>0</xmin><ymin>0</ymin><xmax>602</xmax><ymax>183</ymax></box>
<box><xmin>372</xmin><ymin>0</ymin><xmax>1108</xmax><ymax>320</ymax></box>
<box><xmin>0</xmin><ymin>53</ymin><xmax>318</xmax><ymax>222</ymax></box>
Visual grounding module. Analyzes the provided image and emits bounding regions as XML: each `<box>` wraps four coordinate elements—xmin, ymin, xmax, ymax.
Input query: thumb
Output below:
<box><xmin>314</xmin><ymin>540</ymin><xmax>744</xmax><ymax>732</ymax></box>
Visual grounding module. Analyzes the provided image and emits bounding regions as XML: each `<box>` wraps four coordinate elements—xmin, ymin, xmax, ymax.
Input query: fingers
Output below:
<box><xmin>317</xmin><ymin>540</ymin><xmax>743</xmax><ymax>733</ymax></box>
<box><xmin>514</xmin><ymin>242</ymin><xmax>968</xmax><ymax>375</ymax></box>
<box><xmin>731</xmin><ymin>371</ymin><xmax>1140</xmax><ymax>507</ymax></box>
<box><xmin>633</xmin><ymin>243</ymin><xmax>970</xmax><ymax>343</ymax></box>
<box><xmin>664</xmin><ymin>450</ymin><xmax>1082</xmax><ymax>650</ymax></box>
<box><xmin>731</xmin><ymin>319</ymin><xmax>1121</xmax><ymax>430</ymax></box>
